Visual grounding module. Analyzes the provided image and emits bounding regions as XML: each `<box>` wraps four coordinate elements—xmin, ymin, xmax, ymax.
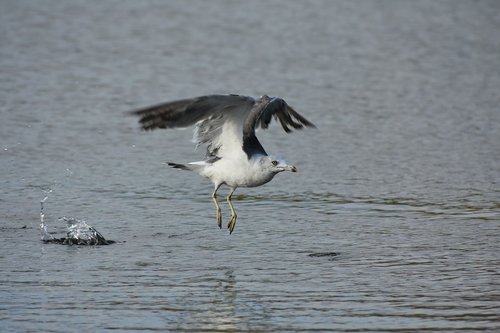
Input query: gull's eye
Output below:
<box><xmin>271</xmin><ymin>160</ymin><xmax>278</xmax><ymax>166</ymax></box>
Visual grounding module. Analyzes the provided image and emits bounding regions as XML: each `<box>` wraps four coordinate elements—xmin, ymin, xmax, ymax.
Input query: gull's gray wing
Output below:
<box><xmin>129</xmin><ymin>94</ymin><xmax>254</xmax><ymax>130</ymax></box>
<box><xmin>242</xmin><ymin>95</ymin><xmax>316</xmax><ymax>158</ymax></box>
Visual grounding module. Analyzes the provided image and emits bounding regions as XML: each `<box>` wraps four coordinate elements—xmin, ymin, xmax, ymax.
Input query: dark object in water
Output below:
<box><xmin>308</xmin><ymin>252</ymin><xmax>339</xmax><ymax>259</ymax></box>
<box><xmin>43</xmin><ymin>236</ymin><xmax>115</xmax><ymax>245</ymax></box>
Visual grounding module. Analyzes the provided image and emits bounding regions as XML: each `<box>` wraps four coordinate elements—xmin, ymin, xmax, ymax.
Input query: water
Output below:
<box><xmin>1</xmin><ymin>0</ymin><xmax>499</xmax><ymax>331</ymax></box>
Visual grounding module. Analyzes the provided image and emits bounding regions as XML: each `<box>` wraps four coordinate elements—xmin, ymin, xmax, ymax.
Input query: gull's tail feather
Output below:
<box><xmin>167</xmin><ymin>162</ymin><xmax>191</xmax><ymax>171</ymax></box>
<box><xmin>167</xmin><ymin>161</ymin><xmax>207</xmax><ymax>172</ymax></box>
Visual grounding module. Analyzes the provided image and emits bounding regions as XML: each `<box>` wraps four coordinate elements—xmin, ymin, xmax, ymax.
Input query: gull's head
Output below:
<box><xmin>263</xmin><ymin>156</ymin><xmax>297</xmax><ymax>174</ymax></box>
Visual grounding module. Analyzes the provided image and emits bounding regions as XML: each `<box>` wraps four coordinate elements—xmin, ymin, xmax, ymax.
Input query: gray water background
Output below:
<box><xmin>1</xmin><ymin>0</ymin><xmax>499</xmax><ymax>332</ymax></box>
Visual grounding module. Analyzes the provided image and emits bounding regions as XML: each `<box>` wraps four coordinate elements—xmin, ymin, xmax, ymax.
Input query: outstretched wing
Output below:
<box><xmin>242</xmin><ymin>95</ymin><xmax>316</xmax><ymax>158</ymax></box>
<box><xmin>129</xmin><ymin>94</ymin><xmax>253</xmax><ymax>130</ymax></box>
<box><xmin>129</xmin><ymin>94</ymin><xmax>255</xmax><ymax>159</ymax></box>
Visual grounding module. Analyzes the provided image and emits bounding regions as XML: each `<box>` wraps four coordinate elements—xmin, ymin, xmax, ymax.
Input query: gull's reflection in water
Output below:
<box><xmin>206</xmin><ymin>269</ymin><xmax>238</xmax><ymax>331</ymax></box>
<box><xmin>202</xmin><ymin>268</ymin><xmax>272</xmax><ymax>331</ymax></box>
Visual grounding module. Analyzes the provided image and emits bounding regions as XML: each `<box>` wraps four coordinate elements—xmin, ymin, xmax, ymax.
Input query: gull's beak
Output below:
<box><xmin>276</xmin><ymin>161</ymin><xmax>298</xmax><ymax>173</ymax></box>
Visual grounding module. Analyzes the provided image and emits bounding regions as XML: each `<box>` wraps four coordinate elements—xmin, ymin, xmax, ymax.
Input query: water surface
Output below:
<box><xmin>1</xmin><ymin>0</ymin><xmax>499</xmax><ymax>332</ymax></box>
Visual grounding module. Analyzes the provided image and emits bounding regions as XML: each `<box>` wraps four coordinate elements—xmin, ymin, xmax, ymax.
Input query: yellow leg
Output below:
<box><xmin>212</xmin><ymin>185</ymin><xmax>222</xmax><ymax>229</ymax></box>
<box><xmin>226</xmin><ymin>188</ymin><xmax>237</xmax><ymax>234</ymax></box>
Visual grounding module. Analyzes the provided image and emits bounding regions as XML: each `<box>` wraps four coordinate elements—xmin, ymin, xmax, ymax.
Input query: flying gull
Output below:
<box><xmin>130</xmin><ymin>94</ymin><xmax>315</xmax><ymax>234</ymax></box>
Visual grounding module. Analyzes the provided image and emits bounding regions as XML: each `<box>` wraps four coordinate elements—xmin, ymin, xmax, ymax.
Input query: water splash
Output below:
<box><xmin>59</xmin><ymin>217</ymin><xmax>113</xmax><ymax>245</ymax></box>
<box><xmin>39</xmin><ymin>183</ymin><xmax>114</xmax><ymax>245</ymax></box>
<box><xmin>39</xmin><ymin>189</ymin><xmax>54</xmax><ymax>241</ymax></box>
<box><xmin>41</xmin><ymin>216</ymin><xmax>115</xmax><ymax>246</ymax></box>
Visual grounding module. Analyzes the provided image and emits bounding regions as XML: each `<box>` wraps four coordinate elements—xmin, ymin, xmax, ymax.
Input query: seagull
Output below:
<box><xmin>129</xmin><ymin>94</ymin><xmax>315</xmax><ymax>234</ymax></box>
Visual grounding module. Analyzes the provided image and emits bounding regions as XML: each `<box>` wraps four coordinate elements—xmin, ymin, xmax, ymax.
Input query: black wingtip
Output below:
<box><xmin>125</xmin><ymin>107</ymin><xmax>155</xmax><ymax>131</ymax></box>
<box><xmin>304</xmin><ymin>121</ymin><xmax>317</xmax><ymax>129</ymax></box>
